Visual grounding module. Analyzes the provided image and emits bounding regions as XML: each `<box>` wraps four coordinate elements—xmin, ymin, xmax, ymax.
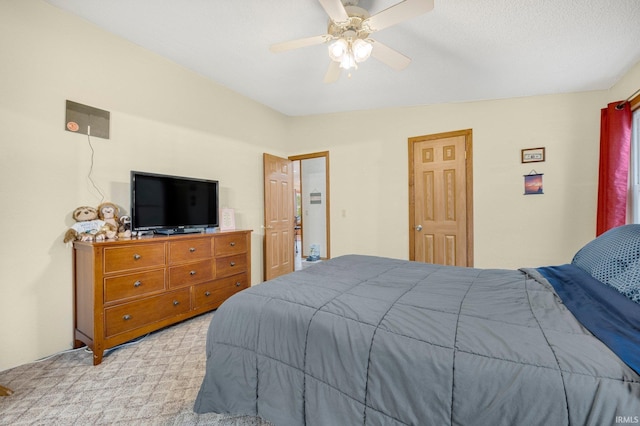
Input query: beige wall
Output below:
<box><xmin>0</xmin><ymin>0</ymin><xmax>638</xmax><ymax>371</ymax></box>
<box><xmin>288</xmin><ymin>92</ymin><xmax>607</xmax><ymax>268</ymax></box>
<box><xmin>610</xmin><ymin>59</ymin><xmax>640</xmax><ymax>103</ymax></box>
<box><xmin>286</xmin><ymin>60</ymin><xmax>636</xmax><ymax>271</ymax></box>
<box><xmin>0</xmin><ymin>1</ymin><xmax>288</xmax><ymax>371</ymax></box>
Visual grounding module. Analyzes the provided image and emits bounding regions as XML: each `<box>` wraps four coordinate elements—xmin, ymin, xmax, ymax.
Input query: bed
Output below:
<box><xmin>194</xmin><ymin>225</ymin><xmax>640</xmax><ymax>425</ymax></box>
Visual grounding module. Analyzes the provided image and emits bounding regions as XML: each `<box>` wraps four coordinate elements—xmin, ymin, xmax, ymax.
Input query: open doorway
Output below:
<box><xmin>290</xmin><ymin>152</ymin><xmax>330</xmax><ymax>271</ymax></box>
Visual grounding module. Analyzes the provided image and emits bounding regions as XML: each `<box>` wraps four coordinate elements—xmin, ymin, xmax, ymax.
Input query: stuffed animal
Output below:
<box><xmin>97</xmin><ymin>202</ymin><xmax>120</xmax><ymax>240</ymax></box>
<box><xmin>63</xmin><ymin>206</ymin><xmax>107</xmax><ymax>243</ymax></box>
<box><xmin>118</xmin><ymin>215</ymin><xmax>132</xmax><ymax>238</ymax></box>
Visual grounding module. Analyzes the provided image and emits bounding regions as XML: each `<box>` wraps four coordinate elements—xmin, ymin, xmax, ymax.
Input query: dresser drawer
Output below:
<box><xmin>104</xmin><ymin>243</ymin><xmax>165</xmax><ymax>274</ymax></box>
<box><xmin>104</xmin><ymin>289</ymin><xmax>190</xmax><ymax>337</ymax></box>
<box><xmin>168</xmin><ymin>259</ymin><xmax>213</xmax><ymax>288</ymax></box>
<box><xmin>214</xmin><ymin>233</ymin><xmax>247</xmax><ymax>257</ymax></box>
<box><xmin>168</xmin><ymin>238</ymin><xmax>212</xmax><ymax>264</ymax></box>
<box><xmin>104</xmin><ymin>269</ymin><xmax>165</xmax><ymax>303</ymax></box>
<box><xmin>193</xmin><ymin>273</ymin><xmax>248</xmax><ymax>310</ymax></box>
<box><xmin>215</xmin><ymin>254</ymin><xmax>247</xmax><ymax>278</ymax></box>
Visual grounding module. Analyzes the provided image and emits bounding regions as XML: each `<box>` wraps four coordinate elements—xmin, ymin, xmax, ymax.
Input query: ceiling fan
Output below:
<box><xmin>270</xmin><ymin>0</ymin><xmax>434</xmax><ymax>83</ymax></box>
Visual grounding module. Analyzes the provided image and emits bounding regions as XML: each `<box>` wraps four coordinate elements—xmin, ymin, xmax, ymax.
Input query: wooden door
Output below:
<box><xmin>409</xmin><ymin>130</ymin><xmax>473</xmax><ymax>266</ymax></box>
<box><xmin>263</xmin><ymin>153</ymin><xmax>294</xmax><ymax>280</ymax></box>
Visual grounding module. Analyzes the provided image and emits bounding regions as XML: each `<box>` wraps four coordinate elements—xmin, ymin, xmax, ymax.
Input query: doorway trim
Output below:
<box><xmin>289</xmin><ymin>151</ymin><xmax>331</xmax><ymax>260</ymax></box>
<box><xmin>408</xmin><ymin>129</ymin><xmax>474</xmax><ymax>265</ymax></box>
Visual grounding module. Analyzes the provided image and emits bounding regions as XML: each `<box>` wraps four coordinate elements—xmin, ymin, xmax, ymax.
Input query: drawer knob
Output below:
<box><xmin>230</xmin><ymin>262</ymin><xmax>236</xmax><ymax>267</ymax></box>
<box><xmin>204</xmin><ymin>291</ymin><xmax>211</xmax><ymax>297</ymax></box>
<box><xmin>133</xmin><ymin>281</ymin><xmax>142</xmax><ymax>288</ymax></box>
<box><xmin>133</xmin><ymin>254</ymin><xmax>141</xmax><ymax>260</ymax></box>
<box><xmin>190</xmin><ymin>270</ymin><xmax>197</xmax><ymax>276</ymax></box>
<box><xmin>235</xmin><ymin>281</ymin><xmax>241</xmax><ymax>287</ymax></box>
<box><xmin>189</xmin><ymin>247</ymin><xmax>196</xmax><ymax>252</ymax></box>
<box><xmin>123</xmin><ymin>314</ymin><xmax>132</xmax><ymax>321</ymax></box>
<box><xmin>173</xmin><ymin>300</ymin><xmax>180</xmax><ymax>306</ymax></box>
<box><xmin>230</xmin><ymin>242</ymin><xmax>236</xmax><ymax>247</ymax></box>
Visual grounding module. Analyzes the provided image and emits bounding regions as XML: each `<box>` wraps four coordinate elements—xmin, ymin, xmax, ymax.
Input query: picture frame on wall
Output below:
<box><xmin>524</xmin><ymin>173</ymin><xmax>544</xmax><ymax>195</ymax></box>
<box><xmin>310</xmin><ymin>192</ymin><xmax>322</xmax><ymax>205</ymax></box>
<box><xmin>521</xmin><ymin>147</ymin><xmax>545</xmax><ymax>163</ymax></box>
<box><xmin>219</xmin><ymin>208</ymin><xmax>236</xmax><ymax>231</ymax></box>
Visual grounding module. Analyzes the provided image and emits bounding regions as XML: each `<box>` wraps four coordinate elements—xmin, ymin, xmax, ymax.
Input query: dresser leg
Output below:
<box><xmin>92</xmin><ymin>346</ymin><xmax>104</xmax><ymax>366</ymax></box>
<box><xmin>0</xmin><ymin>385</ymin><xmax>13</xmax><ymax>396</ymax></box>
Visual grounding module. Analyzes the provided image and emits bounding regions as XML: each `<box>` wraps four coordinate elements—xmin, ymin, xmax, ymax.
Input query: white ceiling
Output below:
<box><xmin>45</xmin><ymin>0</ymin><xmax>640</xmax><ymax>117</ymax></box>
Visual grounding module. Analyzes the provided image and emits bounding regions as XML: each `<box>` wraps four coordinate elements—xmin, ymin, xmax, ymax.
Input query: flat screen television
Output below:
<box><xmin>131</xmin><ymin>171</ymin><xmax>219</xmax><ymax>234</ymax></box>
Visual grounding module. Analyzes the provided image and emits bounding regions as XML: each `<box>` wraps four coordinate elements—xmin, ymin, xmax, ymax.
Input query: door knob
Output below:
<box><xmin>415</xmin><ymin>225</ymin><xmax>423</xmax><ymax>231</ymax></box>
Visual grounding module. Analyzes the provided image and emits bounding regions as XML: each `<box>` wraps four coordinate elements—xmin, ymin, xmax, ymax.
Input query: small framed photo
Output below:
<box><xmin>521</xmin><ymin>147</ymin><xmax>545</xmax><ymax>163</ymax></box>
<box><xmin>524</xmin><ymin>173</ymin><xmax>544</xmax><ymax>195</ymax></box>
<box><xmin>219</xmin><ymin>208</ymin><xmax>236</xmax><ymax>231</ymax></box>
<box><xmin>310</xmin><ymin>192</ymin><xmax>322</xmax><ymax>205</ymax></box>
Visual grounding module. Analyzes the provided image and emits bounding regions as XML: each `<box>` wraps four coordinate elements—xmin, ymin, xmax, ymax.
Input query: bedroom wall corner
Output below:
<box><xmin>608</xmin><ymin>59</ymin><xmax>640</xmax><ymax>103</ymax></box>
<box><xmin>0</xmin><ymin>0</ymin><xmax>287</xmax><ymax>372</ymax></box>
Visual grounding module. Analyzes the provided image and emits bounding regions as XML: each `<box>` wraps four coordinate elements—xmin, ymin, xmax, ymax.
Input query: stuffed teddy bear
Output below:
<box><xmin>96</xmin><ymin>202</ymin><xmax>120</xmax><ymax>240</ymax></box>
<box><xmin>63</xmin><ymin>206</ymin><xmax>107</xmax><ymax>243</ymax></box>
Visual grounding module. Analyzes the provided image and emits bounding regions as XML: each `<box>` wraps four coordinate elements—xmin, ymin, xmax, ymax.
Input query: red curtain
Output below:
<box><xmin>596</xmin><ymin>101</ymin><xmax>632</xmax><ymax>236</ymax></box>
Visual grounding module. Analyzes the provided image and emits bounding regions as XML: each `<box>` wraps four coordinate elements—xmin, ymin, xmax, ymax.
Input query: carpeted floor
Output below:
<box><xmin>0</xmin><ymin>312</ymin><xmax>272</xmax><ymax>425</ymax></box>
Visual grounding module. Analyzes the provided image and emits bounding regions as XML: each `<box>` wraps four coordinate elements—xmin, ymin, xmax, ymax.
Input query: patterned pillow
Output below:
<box><xmin>609</xmin><ymin>263</ymin><xmax>640</xmax><ymax>303</ymax></box>
<box><xmin>572</xmin><ymin>224</ymin><xmax>640</xmax><ymax>304</ymax></box>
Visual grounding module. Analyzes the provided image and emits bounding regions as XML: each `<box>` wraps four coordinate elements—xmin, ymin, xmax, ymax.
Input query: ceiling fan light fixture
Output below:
<box><xmin>328</xmin><ymin>39</ymin><xmax>349</xmax><ymax>61</ymax></box>
<box><xmin>328</xmin><ymin>37</ymin><xmax>371</xmax><ymax>71</ymax></box>
<box><xmin>352</xmin><ymin>38</ymin><xmax>372</xmax><ymax>62</ymax></box>
<box><xmin>270</xmin><ymin>0</ymin><xmax>435</xmax><ymax>82</ymax></box>
<box><xmin>339</xmin><ymin>51</ymin><xmax>356</xmax><ymax>70</ymax></box>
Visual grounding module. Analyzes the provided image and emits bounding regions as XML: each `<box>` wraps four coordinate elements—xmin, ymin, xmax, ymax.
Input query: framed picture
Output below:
<box><xmin>219</xmin><ymin>208</ymin><xmax>236</xmax><ymax>231</ymax></box>
<box><xmin>524</xmin><ymin>173</ymin><xmax>544</xmax><ymax>195</ymax></box>
<box><xmin>521</xmin><ymin>147</ymin><xmax>545</xmax><ymax>163</ymax></box>
<box><xmin>310</xmin><ymin>192</ymin><xmax>322</xmax><ymax>205</ymax></box>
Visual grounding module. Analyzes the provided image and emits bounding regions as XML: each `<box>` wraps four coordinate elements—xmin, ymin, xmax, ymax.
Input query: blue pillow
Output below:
<box><xmin>572</xmin><ymin>224</ymin><xmax>640</xmax><ymax>304</ymax></box>
<box><xmin>608</xmin><ymin>261</ymin><xmax>640</xmax><ymax>303</ymax></box>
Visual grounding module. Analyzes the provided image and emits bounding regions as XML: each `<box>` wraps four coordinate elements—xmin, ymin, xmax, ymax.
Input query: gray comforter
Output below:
<box><xmin>194</xmin><ymin>255</ymin><xmax>640</xmax><ymax>425</ymax></box>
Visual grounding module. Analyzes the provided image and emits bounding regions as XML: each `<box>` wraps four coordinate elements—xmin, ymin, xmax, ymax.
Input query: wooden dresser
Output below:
<box><xmin>72</xmin><ymin>230</ymin><xmax>251</xmax><ymax>365</ymax></box>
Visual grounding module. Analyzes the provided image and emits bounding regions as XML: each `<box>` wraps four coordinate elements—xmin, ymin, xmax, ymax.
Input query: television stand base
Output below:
<box><xmin>154</xmin><ymin>228</ymin><xmax>204</xmax><ymax>236</ymax></box>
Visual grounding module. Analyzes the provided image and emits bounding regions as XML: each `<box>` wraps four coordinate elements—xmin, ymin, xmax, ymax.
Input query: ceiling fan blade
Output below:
<box><xmin>323</xmin><ymin>61</ymin><xmax>341</xmax><ymax>83</ymax></box>
<box><xmin>370</xmin><ymin>40</ymin><xmax>411</xmax><ymax>71</ymax></box>
<box><xmin>270</xmin><ymin>34</ymin><xmax>329</xmax><ymax>53</ymax></box>
<box><xmin>318</xmin><ymin>0</ymin><xmax>349</xmax><ymax>24</ymax></box>
<box><xmin>364</xmin><ymin>0</ymin><xmax>434</xmax><ymax>32</ymax></box>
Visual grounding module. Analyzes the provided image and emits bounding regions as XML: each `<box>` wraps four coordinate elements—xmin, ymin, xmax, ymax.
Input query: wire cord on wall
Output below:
<box><xmin>86</xmin><ymin>125</ymin><xmax>105</xmax><ymax>203</ymax></box>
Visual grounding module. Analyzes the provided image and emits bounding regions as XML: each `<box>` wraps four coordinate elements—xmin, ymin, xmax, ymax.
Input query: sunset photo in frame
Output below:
<box><xmin>521</xmin><ymin>147</ymin><xmax>545</xmax><ymax>163</ymax></box>
<box><xmin>524</xmin><ymin>173</ymin><xmax>544</xmax><ymax>195</ymax></box>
